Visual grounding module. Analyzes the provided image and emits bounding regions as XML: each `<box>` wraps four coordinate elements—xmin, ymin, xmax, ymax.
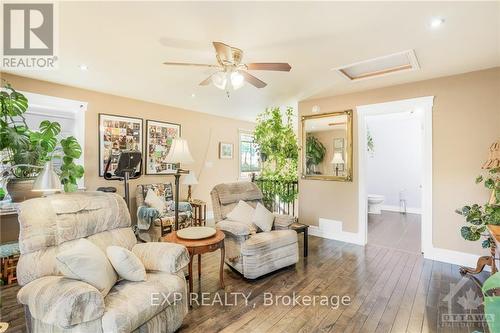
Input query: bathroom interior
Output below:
<box><xmin>366</xmin><ymin>110</ymin><xmax>423</xmax><ymax>254</ymax></box>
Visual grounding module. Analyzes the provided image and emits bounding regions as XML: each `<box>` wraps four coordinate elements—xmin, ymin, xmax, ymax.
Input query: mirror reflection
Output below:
<box><xmin>302</xmin><ymin>111</ymin><xmax>352</xmax><ymax>181</ymax></box>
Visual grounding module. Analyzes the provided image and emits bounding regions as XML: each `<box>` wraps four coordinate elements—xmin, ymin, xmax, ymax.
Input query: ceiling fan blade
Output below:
<box><xmin>163</xmin><ymin>62</ymin><xmax>218</xmax><ymax>68</ymax></box>
<box><xmin>245</xmin><ymin>63</ymin><xmax>292</xmax><ymax>72</ymax></box>
<box><xmin>239</xmin><ymin>70</ymin><xmax>267</xmax><ymax>88</ymax></box>
<box><xmin>199</xmin><ymin>75</ymin><xmax>212</xmax><ymax>86</ymax></box>
<box><xmin>213</xmin><ymin>42</ymin><xmax>234</xmax><ymax>64</ymax></box>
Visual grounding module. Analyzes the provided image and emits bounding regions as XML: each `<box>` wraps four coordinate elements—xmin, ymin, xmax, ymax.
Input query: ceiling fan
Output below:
<box><xmin>163</xmin><ymin>42</ymin><xmax>291</xmax><ymax>93</ymax></box>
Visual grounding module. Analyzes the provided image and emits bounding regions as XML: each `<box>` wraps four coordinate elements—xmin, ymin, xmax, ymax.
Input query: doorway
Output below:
<box><xmin>357</xmin><ymin>96</ymin><xmax>434</xmax><ymax>255</ymax></box>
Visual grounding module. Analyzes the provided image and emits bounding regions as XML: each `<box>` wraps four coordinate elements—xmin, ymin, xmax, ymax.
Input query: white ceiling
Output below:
<box><xmin>4</xmin><ymin>1</ymin><xmax>499</xmax><ymax>122</ymax></box>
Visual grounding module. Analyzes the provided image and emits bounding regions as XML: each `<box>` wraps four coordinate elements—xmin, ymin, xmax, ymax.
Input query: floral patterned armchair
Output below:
<box><xmin>136</xmin><ymin>183</ymin><xmax>192</xmax><ymax>242</ymax></box>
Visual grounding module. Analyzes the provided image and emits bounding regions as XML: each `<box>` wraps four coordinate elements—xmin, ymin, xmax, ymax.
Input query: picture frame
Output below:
<box><xmin>145</xmin><ymin>120</ymin><xmax>182</xmax><ymax>175</ymax></box>
<box><xmin>98</xmin><ymin>114</ymin><xmax>143</xmax><ymax>177</ymax></box>
<box><xmin>219</xmin><ymin>142</ymin><xmax>234</xmax><ymax>159</ymax></box>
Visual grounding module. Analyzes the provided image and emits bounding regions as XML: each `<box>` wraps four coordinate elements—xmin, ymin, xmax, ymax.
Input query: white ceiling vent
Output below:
<box><xmin>334</xmin><ymin>50</ymin><xmax>419</xmax><ymax>81</ymax></box>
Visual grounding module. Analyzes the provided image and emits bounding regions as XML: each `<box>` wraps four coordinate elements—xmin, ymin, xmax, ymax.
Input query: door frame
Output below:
<box><xmin>356</xmin><ymin>96</ymin><xmax>434</xmax><ymax>255</ymax></box>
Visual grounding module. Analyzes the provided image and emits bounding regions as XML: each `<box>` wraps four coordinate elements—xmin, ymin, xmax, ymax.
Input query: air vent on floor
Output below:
<box><xmin>334</xmin><ymin>50</ymin><xmax>420</xmax><ymax>81</ymax></box>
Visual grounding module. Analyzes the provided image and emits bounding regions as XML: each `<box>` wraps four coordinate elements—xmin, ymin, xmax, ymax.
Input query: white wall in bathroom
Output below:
<box><xmin>366</xmin><ymin>111</ymin><xmax>422</xmax><ymax>212</ymax></box>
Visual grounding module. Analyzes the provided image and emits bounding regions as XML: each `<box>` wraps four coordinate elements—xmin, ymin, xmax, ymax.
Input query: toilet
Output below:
<box><xmin>368</xmin><ymin>194</ymin><xmax>385</xmax><ymax>214</ymax></box>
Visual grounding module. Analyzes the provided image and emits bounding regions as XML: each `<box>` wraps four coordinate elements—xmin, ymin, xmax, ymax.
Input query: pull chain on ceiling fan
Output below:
<box><xmin>163</xmin><ymin>41</ymin><xmax>292</xmax><ymax>94</ymax></box>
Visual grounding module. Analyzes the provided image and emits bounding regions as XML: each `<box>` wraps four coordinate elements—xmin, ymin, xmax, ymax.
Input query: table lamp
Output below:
<box><xmin>331</xmin><ymin>152</ymin><xmax>345</xmax><ymax>176</ymax></box>
<box><xmin>182</xmin><ymin>170</ymin><xmax>198</xmax><ymax>202</ymax></box>
<box><xmin>164</xmin><ymin>138</ymin><xmax>194</xmax><ymax>230</ymax></box>
<box><xmin>3</xmin><ymin>161</ymin><xmax>62</xmax><ymax>201</ymax></box>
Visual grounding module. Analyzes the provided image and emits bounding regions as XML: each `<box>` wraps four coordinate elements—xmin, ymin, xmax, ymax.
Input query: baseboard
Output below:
<box><xmin>424</xmin><ymin>246</ymin><xmax>491</xmax><ymax>271</ymax></box>
<box><xmin>308</xmin><ymin>218</ymin><xmax>365</xmax><ymax>245</ymax></box>
<box><xmin>379</xmin><ymin>204</ymin><xmax>422</xmax><ymax>215</ymax></box>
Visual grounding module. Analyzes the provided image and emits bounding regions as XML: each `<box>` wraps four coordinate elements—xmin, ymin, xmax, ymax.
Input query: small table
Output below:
<box><xmin>290</xmin><ymin>222</ymin><xmax>309</xmax><ymax>257</ymax></box>
<box><xmin>190</xmin><ymin>199</ymin><xmax>207</xmax><ymax>226</ymax></box>
<box><xmin>162</xmin><ymin>229</ymin><xmax>225</xmax><ymax>293</ymax></box>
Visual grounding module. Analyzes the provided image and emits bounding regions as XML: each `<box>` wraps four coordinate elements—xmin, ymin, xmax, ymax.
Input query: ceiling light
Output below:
<box><xmin>230</xmin><ymin>71</ymin><xmax>245</xmax><ymax>90</ymax></box>
<box><xmin>211</xmin><ymin>72</ymin><xmax>227</xmax><ymax>90</ymax></box>
<box><xmin>191</xmin><ymin>93</ymin><xmax>196</xmax><ymax>98</ymax></box>
<box><xmin>430</xmin><ymin>18</ymin><xmax>445</xmax><ymax>28</ymax></box>
<box><xmin>79</xmin><ymin>64</ymin><xmax>88</xmax><ymax>71</ymax></box>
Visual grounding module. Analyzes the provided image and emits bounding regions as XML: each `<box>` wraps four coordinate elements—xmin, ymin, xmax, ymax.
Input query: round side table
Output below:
<box><xmin>162</xmin><ymin>229</ymin><xmax>225</xmax><ymax>293</ymax></box>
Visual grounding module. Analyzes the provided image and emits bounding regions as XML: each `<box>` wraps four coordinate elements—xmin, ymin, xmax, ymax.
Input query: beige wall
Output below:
<box><xmin>299</xmin><ymin>67</ymin><xmax>500</xmax><ymax>255</ymax></box>
<box><xmin>2</xmin><ymin>73</ymin><xmax>254</xmax><ymax>218</ymax></box>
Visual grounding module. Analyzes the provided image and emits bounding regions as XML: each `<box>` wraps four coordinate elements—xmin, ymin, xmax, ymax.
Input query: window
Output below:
<box><xmin>239</xmin><ymin>130</ymin><xmax>260</xmax><ymax>179</ymax></box>
<box><xmin>21</xmin><ymin>91</ymin><xmax>87</xmax><ymax>188</ymax></box>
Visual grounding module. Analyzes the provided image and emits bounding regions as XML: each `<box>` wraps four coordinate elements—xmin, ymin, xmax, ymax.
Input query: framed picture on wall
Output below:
<box><xmin>145</xmin><ymin>120</ymin><xmax>181</xmax><ymax>174</ymax></box>
<box><xmin>219</xmin><ymin>142</ymin><xmax>234</xmax><ymax>159</ymax></box>
<box><xmin>99</xmin><ymin>114</ymin><xmax>143</xmax><ymax>177</ymax></box>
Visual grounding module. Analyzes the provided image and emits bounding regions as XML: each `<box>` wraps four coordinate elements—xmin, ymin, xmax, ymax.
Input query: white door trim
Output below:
<box><xmin>356</xmin><ymin>96</ymin><xmax>434</xmax><ymax>255</ymax></box>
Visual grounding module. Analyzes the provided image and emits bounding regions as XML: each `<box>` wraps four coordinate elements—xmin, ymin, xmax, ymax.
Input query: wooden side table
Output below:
<box><xmin>290</xmin><ymin>222</ymin><xmax>309</xmax><ymax>257</ymax></box>
<box><xmin>162</xmin><ymin>229</ymin><xmax>225</xmax><ymax>293</ymax></box>
<box><xmin>190</xmin><ymin>199</ymin><xmax>207</xmax><ymax>226</ymax></box>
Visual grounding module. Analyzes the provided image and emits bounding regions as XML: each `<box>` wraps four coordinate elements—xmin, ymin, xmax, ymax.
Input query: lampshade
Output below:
<box><xmin>32</xmin><ymin>161</ymin><xmax>62</xmax><ymax>192</ymax></box>
<box><xmin>182</xmin><ymin>170</ymin><xmax>198</xmax><ymax>185</ymax></box>
<box><xmin>331</xmin><ymin>152</ymin><xmax>345</xmax><ymax>164</ymax></box>
<box><xmin>211</xmin><ymin>72</ymin><xmax>227</xmax><ymax>90</ymax></box>
<box><xmin>164</xmin><ymin>138</ymin><xmax>194</xmax><ymax>164</ymax></box>
<box><xmin>230</xmin><ymin>71</ymin><xmax>244</xmax><ymax>90</ymax></box>
<box><xmin>482</xmin><ymin>141</ymin><xmax>500</xmax><ymax>169</ymax></box>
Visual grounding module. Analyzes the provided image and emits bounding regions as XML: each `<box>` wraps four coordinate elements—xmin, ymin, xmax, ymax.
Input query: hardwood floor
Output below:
<box><xmin>368</xmin><ymin>211</ymin><xmax>421</xmax><ymax>254</ymax></box>
<box><xmin>0</xmin><ymin>236</ymin><xmax>489</xmax><ymax>333</ymax></box>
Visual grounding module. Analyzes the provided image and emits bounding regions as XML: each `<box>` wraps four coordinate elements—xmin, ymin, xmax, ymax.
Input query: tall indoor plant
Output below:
<box><xmin>253</xmin><ymin>106</ymin><xmax>299</xmax><ymax>203</ymax></box>
<box><xmin>305</xmin><ymin>135</ymin><xmax>326</xmax><ymax>174</ymax></box>
<box><xmin>0</xmin><ymin>82</ymin><xmax>84</xmax><ymax>196</ymax></box>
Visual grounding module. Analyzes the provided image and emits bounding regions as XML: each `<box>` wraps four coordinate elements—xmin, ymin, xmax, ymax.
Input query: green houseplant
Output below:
<box><xmin>0</xmin><ymin>82</ymin><xmax>84</xmax><ymax>194</ymax></box>
<box><xmin>253</xmin><ymin>106</ymin><xmax>299</xmax><ymax>203</ymax></box>
<box><xmin>305</xmin><ymin>135</ymin><xmax>326</xmax><ymax>174</ymax></box>
<box><xmin>456</xmin><ymin>167</ymin><xmax>500</xmax><ymax>248</ymax></box>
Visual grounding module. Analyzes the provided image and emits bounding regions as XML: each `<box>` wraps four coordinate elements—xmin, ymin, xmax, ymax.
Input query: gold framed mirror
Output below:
<box><xmin>301</xmin><ymin>110</ymin><xmax>353</xmax><ymax>181</ymax></box>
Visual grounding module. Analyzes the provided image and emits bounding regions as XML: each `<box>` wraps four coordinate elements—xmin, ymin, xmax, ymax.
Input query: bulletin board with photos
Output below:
<box><xmin>145</xmin><ymin>120</ymin><xmax>181</xmax><ymax>174</ymax></box>
<box><xmin>99</xmin><ymin>114</ymin><xmax>143</xmax><ymax>176</ymax></box>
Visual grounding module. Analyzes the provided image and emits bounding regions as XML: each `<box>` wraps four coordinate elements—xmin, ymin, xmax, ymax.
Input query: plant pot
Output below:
<box><xmin>6</xmin><ymin>179</ymin><xmax>43</xmax><ymax>203</ymax></box>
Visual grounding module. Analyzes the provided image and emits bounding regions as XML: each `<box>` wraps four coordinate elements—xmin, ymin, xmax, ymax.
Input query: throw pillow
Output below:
<box><xmin>145</xmin><ymin>188</ymin><xmax>166</xmax><ymax>213</ymax></box>
<box><xmin>56</xmin><ymin>238</ymin><xmax>117</xmax><ymax>296</ymax></box>
<box><xmin>226</xmin><ymin>200</ymin><xmax>257</xmax><ymax>233</ymax></box>
<box><xmin>252</xmin><ymin>203</ymin><xmax>275</xmax><ymax>232</ymax></box>
<box><xmin>106</xmin><ymin>246</ymin><xmax>146</xmax><ymax>282</ymax></box>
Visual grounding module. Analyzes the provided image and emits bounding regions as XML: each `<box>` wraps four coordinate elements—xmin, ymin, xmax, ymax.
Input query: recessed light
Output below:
<box><xmin>79</xmin><ymin>64</ymin><xmax>88</xmax><ymax>71</ymax></box>
<box><xmin>191</xmin><ymin>93</ymin><xmax>196</xmax><ymax>98</ymax></box>
<box><xmin>430</xmin><ymin>18</ymin><xmax>445</xmax><ymax>28</ymax></box>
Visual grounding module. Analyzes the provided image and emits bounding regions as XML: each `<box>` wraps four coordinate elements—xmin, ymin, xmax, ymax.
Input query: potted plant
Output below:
<box><xmin>0</xmin><ymin>83</ymin><xmax>84</xmax><ymax>201</ymax></box>
<box><xmin>456</xmin><ymin>167</ymin><xmax>500</xmax><ymax>249</ymax></box>
<box><xmin>305</xmin><ymin>135</ymin><xmax>326</xmax><ymax>174</ymax></box>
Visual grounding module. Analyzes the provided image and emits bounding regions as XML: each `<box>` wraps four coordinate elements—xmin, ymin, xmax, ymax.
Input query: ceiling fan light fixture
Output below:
<box><xmin>212</xmin><ymin>71</ymin><xmax>227</xmax><ymax>90</ymax></box>
<box><xmin>230</xmin><ymin>71</ymin><xmax>245</xmax><ymax>90</ymax></box>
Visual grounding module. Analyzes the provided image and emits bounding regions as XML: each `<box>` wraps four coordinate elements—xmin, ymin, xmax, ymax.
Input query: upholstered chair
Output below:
<box><xmin>136</xmin><ymin>183</ymin><xmax>192</xmax><ymax>242</ymax></box>
<box><xmin>210</xmin><ymin>182</ymin><xmax>299</xmax><ymax>279</ymax></box>
<box><xmin>16</xmin><ymin>192</ymin><xmax>189</xmax><ymax>333</ymax></box>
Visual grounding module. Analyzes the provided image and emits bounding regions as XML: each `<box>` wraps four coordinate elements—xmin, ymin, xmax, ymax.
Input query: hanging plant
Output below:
<box><xmin>367</xmin><ymin>127</ymin><xmax>375</xmax><ymax>156</ymax></box>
